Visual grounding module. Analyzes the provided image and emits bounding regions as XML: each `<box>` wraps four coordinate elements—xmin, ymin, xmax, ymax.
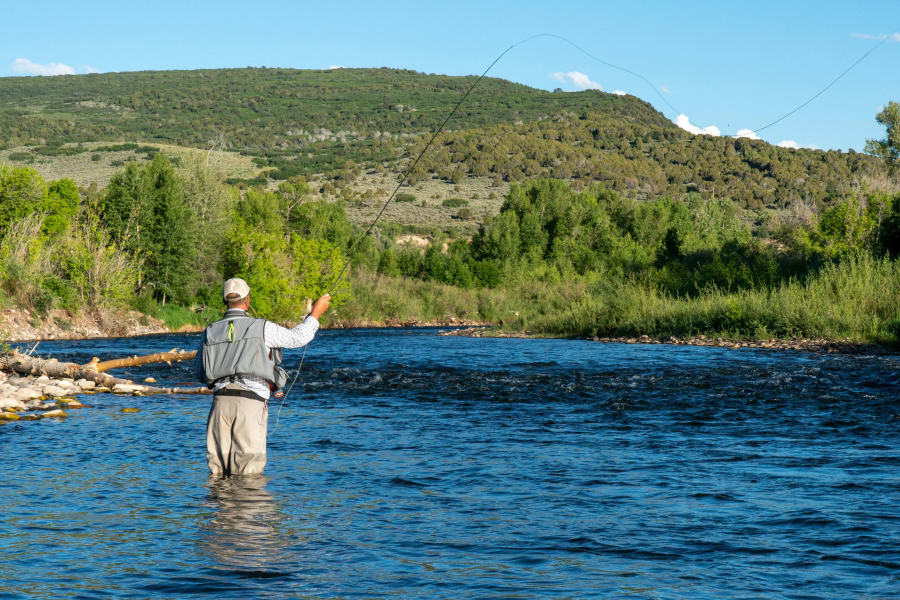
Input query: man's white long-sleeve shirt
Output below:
<box><xmin>199</xmin><ymin>309</ymin><xmax>319</xmax><ymax>400</ymax></box>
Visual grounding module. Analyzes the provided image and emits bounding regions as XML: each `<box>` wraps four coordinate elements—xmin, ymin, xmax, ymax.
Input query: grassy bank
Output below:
<box><xmin>3</xmin><ymin>257</ymin><xmax>897</xmax><ymax>349</ymax></box>
<box><xmin>334</xmin><ymin>270</ymin><xmax>511</xmax><ymax>325</ymax></box>
<box><xmin>128</xmin><ymin>271</ymin><xmax>513</xmax><ymax>330</ymax></box>
<box><xmin>138</xmin><ymin>255</ymin><xmax>900</xmax><ymax>347</ymax></box>
<box><xmin>511</xmin><ymin>254</ymin><xmax>900</xmax><ymax>344</ymax></box>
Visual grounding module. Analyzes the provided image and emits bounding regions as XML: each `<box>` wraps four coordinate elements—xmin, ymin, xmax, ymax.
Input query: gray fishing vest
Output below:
<box><xmin>200</xmin><ymin>312</ymin><xmax>286</xmax><ymax>389</ymax></box>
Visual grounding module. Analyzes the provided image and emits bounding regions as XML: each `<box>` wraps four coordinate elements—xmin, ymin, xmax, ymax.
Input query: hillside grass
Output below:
<box><xmin>305</xmin><ymin>172</ymin><xmax>509</xmax><ymax>233</ymax></box>
<box><xmin>0</xmin><ymin>142</ymin><xmax>258</xmax><ymax>188</ymax></box>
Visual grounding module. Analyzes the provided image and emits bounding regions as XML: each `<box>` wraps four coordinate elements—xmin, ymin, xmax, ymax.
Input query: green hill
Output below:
<box><xmin>0</xmin><ymin>67</ymin><xmax>667</xmax><ymax>150</ymax></box>
<box><xmin>404</xmin><ymin>113</ymin><xmax>890</xmax><ymax>210</ymax></box>
<box><xmin>0</xmin><ymin>67</ymin><xmax>893</xmax><ymax>213</ymax></box>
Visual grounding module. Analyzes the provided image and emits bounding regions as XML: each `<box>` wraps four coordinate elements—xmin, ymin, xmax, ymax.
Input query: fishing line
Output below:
<box><xmin>273</xmin><ymin>343</ymin><xmax>306</xmax><ymax>432</ymax></box>
<box><xmin>275</xmin><ymin>28</ymin><xmax>898</xmax><ymax>430</ymax></box>
<box><xmin>744</xmin><ymin>26</ymin><xmax>900</xmax><ymax>137</ymax></box>
<box><xmin>674</xmin><ymin>25</ymin><xmax>900</xmax><ymax>142</ymax></box>
<box><xmin>326</xmin><ymin>28</ymin><xmax>899</xmax><ymax>279</ymax></box>
<box><xmin>325</xmin><ymin>33</ymin><xmax>695</xmax><ymax>293</ymax></box>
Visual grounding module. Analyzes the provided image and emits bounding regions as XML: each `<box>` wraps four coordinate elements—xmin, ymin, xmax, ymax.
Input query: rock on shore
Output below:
<box><xmin>334</xmin><ymin>316</ymin><xmax>489</xmax><ymax>329</ymax></box>
<box><xmin>0</xmin><ymin>370</ymin><xmax>150</xmax><ymax>423</ymax></box>
<box><xmin>441</xmin><ymin>328</ymin><xmax>887</xmax><ymax>354</ymax></box>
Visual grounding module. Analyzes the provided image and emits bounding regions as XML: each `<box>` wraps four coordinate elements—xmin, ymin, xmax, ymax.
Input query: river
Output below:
<box><xmin>1</xmin><ymin>328</ymin><xmax>898</xmax><ymax>599</ymax></box>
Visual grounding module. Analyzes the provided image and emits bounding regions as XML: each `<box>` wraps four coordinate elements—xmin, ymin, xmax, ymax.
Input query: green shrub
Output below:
<box><xmin>60</xmin><ymin>218</ymin><xmax>142</xmax><ymax>310</ymax></box>
<box><xmin>222</xmin><ymin>217</ymin><xmax>351</xmax><ymax>323</ymax></box>
<box><xmin>442</xmin><ymin>197</ymin><xmax>468</xmax><ymax>208</ymax></box>
<box><xmin>396</xmin><ymin>192</ymin><xmax>416</xmax><ymax>203</ymax></box>
<box><xmin>7</xmin><ymin>151</ymin><xmax>33</xmax><ymax>162</ymax></box>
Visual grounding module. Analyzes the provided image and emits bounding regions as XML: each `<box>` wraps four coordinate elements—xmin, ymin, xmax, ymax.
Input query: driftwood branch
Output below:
<box><xmin>92</xmin><ymin>349</ymin><xmax>197</xmax><ymax>372</ymax></box>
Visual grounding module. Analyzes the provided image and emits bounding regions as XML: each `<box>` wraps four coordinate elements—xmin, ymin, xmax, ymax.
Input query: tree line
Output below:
<box><xmin>0</xmin><ymin>155</ymin><xmax>352</xmax><ymax>324</ymax></box>
<box><xmin>0</xmin><ymin>100</ymin><xmax>897</xmax><ymax>340</ymax></box>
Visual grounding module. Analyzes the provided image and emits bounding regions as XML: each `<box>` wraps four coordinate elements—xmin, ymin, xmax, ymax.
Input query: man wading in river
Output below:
<box><xmin>198</xmin><ymin>277</ymin><xmax>330</xmax><ymax>475</ymax></box>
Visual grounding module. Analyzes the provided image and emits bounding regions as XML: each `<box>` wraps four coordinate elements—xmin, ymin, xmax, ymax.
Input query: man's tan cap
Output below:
<box><xmin>223</xmin><ymin>277</ymin><xmax>250</xmax><ymax>301</ymax></box>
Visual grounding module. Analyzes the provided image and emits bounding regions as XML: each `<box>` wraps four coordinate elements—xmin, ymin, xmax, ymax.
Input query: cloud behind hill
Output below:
<box><xmin>11</xmin><ymin>58</ymin><xmax>76</xmax><ymax>76</ymax></box>
<box><xmin>675</xmin><ymin>114</ymin><xmax>720</xmax><ymax>136</ymax></box>
<box><xmin>551</xmin><ymin>71</ymin><xmax>602</xmax><ymax>90</ymax></box>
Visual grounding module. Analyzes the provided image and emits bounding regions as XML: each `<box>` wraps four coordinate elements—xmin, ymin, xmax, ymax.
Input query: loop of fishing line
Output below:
<box><xmin>327</xmin><ymin>28</ymin><xmax>900</xmax><ymax>290</ymax></box>
<box><xmin>275</xmin><ymin>27</ymin><xmax>899</xmax><ymax>431</ymax></box>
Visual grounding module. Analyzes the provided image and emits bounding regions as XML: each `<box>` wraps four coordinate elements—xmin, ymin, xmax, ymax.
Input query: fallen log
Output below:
<box><xmin>91</xmin><ymin>349</ymin><xmax>197</xmax><ymax>373</ymax></box>
<box><xmin>1</xmin><ymin>351</ymin><xmax>133</xmax><ymax>388</ymax></box>
<box><xmin>1</xmin><ymin>350</ymin><xmax>208</xmax><ymax>394</ymax></box>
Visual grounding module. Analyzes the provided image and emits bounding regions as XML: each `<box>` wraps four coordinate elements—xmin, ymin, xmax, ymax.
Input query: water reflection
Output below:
<box><xmin>200</xmin><ymin>475</ymin><xmax>292</xmax><ymax>575</ymax></box>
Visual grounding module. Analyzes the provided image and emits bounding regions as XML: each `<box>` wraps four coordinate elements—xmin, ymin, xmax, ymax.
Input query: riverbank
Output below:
<box><xmin>442</xmin><ymin>327</ymin><xmax>891</xmax><ymax>355</ymax></box>
<box><xmin>0</xmin><ymin>307</ymin><xmax>168</xmax><ymax>342</ymax></box>
<box><xmin>2</xmin><ymin>305</ymin><xmax>891</xmax><ymax>355</ymax></box>
<box><xmin>0</xmin><ymin>305</ymin><xmax>490</xmax><ymax>342</ymax></box>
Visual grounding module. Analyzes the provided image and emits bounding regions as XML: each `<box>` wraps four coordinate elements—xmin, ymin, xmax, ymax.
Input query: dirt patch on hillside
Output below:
<box><xmin>302</xmin><ymin>172</ymin><xmax>509</xmax><ymax>233</ymax></box>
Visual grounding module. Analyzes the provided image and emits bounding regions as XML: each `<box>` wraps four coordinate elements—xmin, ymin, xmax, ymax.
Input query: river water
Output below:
<box><xmin>1</xmin><ymin>329</ymin><xmax>898</xmax><ymax>599</ymax></box>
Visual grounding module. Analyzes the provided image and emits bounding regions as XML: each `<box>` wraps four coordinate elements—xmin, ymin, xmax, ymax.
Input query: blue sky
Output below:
<box><xmin>2</xmin><ymin>0</ymin><xmax>898</xmax><ymax>151</ymax></box>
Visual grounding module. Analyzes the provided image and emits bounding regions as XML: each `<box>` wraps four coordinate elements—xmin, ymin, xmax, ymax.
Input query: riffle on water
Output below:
<box><xmin>1</xmin><ymin>329</ymin><xmax>898</xmax><ymax>599</ymax></box>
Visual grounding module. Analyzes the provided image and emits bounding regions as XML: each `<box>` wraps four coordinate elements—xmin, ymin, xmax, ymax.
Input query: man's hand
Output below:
<box><xmin>310</xmin><ymin>294</ymin><xmax>331</xmax><ymax>319</ymax></box>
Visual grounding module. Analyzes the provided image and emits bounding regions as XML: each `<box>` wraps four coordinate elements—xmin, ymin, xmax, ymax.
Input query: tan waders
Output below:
<box><xmin>206</xmin><ymin>385</ymin><xmax>268</xmax><ymax>475</ymax></box>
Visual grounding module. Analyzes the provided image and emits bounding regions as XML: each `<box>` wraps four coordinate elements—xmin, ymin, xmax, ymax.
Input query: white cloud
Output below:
<box><xmin>675</xmin><ymin>114</ymin><xmax>720</xmax><ymax>136</ymax></box>
<box><xmin>851</xmin><ymin>32</ymin><xmax>900</xmax><ymax>42</ymax></box>
<box><xmin>327</xmin><ymin>65</ymin><xmax>346</xmax><ymax>70</ymax></box>
<box><xmin>551</xmin><ymin>71</ymin><xmax>602</xmax><ymax>90</ymax></box>
<box><xmin>612</xmin><ymin>89</ymin><xmax>626</xmax><ymax>96</ymax></box>
<box><xmin>736</xmin><ymin>129</ymin><xmax>759</xmax><ymax>140</ymax></box>
<box><xmin>778</xmin><ymin>140</ymin><xmax>818</xmax><ymax>150</ymax></box>
<box><xmin>83</xmin><ymin>64</ymin><xmax>99</xmax><ymax>74</ymax></box>
<box><xmin>11</xmin><ymin>58</ymin><xmax>75</xmax><ymax>76</ymax></box>
<box><xmin>660</xmin><ymin>84</ymin><xmax>672</xmax><ymax>95</ymax></box>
